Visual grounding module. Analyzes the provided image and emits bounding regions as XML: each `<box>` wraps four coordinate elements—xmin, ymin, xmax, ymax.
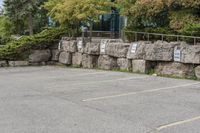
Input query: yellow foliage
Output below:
<box><xmin>43</xmin><ymin>0</ymin><xmax>113</xmax><ymax>24</ymax></box>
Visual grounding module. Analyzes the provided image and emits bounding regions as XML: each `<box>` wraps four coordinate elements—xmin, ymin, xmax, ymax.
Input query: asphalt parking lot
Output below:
<box><xmin>0</xmin><ymin>66</ymin><xmax>200</xmax><ymax>133</ymax></box>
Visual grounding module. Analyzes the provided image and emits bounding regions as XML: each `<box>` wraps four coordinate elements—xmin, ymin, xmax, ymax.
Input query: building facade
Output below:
<box><xmin>93</xmin><ymin>0</ymin><xmax>125</xmax><ymax>38</ymax></box>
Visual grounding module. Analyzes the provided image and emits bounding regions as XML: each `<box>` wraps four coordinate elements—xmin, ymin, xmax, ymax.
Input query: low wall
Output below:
<box><xmin>0</xmin><ymin>37</ymin><xmax>200</xmax><ymax>80</ymax></box>
<box><xmin>0</xmin><ymin>43</ymin><xmax>59</xmax><ymax>67</ymax></box>
<box><xmin>58</xmin><ymin>38</ymin><xmax>200</xmax><ymax>79</ymax></box>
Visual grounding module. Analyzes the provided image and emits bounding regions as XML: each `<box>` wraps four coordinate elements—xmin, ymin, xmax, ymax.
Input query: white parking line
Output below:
<box><xmin>82</xmin><ymin>82</ymin><xmax>200</xmax><ymax>102</ymax></box>
<box><xmin>156</xmin><ymin>116</ymin><xmax>200</xmax><ymax>131</ymax></box>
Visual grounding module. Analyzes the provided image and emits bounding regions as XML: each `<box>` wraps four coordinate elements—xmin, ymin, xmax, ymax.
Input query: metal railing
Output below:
<box><xmin>82</xmin><ymin>30</ymin><xmax>120</xmax><ymax>38</ymax></box>
<box><xmin>123</xmin><ymin>31</ymin><xmax>200</xmax><ymax>45</ymax></box>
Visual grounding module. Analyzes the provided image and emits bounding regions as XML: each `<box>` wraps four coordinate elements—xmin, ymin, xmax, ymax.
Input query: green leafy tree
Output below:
<box><xmin>44</xmin><ymin>0</ymin><xmax>113</xmax><ymax>38</ymax></box>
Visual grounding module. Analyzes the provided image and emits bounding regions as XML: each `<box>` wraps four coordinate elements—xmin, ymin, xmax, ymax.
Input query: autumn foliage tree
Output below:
<box><xmin>116</xmin><ymin>0</ymin><xmax>200</xmax><ymax>36</ymax></box>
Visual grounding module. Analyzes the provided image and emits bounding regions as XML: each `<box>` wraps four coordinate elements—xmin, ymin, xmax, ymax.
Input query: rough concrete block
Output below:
<box><xmin>72</xmin><ymin>52</ymin><xmax>82</xmax><ymax>67</ymax></box>
<box><xmin>106</xmin><ymin>43</ymin><xmax>130</xmax><ymax>58</ymax></box>
<box><xmin>82</xmin><ymin>54</ymin><xmax>98</xmax><ymax>68</ymax></box>
<box><xmin>127</xmin><ymin>41</ymin><xmax>149</xmax><ymax>59</ymax></box>
<box><xmin>51</xmin><ymin>50</ymin><xmax>60</xmax><ymax>61</ymax></box>
<box><xmin>29</xmin><ymin>50</ymin><xmax>51</xmax><ymax>63</ymax></box>
<box><xmin>0</xmin><ymin>61</ymin><xmax>8</xmax><ymax>67</ymax></box>
<box><xmin>145</xmin><ymin>41</ymin><xmax>178</xmax><ymax>61</ymax></box>
<box><xmin>84</xmin><ymin>42</ymin><xmax>100</xmax><ymax>55</ymax></box>
<box><xmin>98</xmin><ymin>55</ymin><xmax>118</xmax><ymax>70</ymax></box>
<box><xmin>59</xmin><ymin>52</ymin><xmax>72</xmax><ymax>65</ymax></box>
<box><xmin>9</xmin><ymin>61</ymin><xmax>29</xmax><ymax>67</ymax></box>
<box><xmin>179</xmin><ymin>42</ymin><xmax>200</xmax><ymax>64</ymax></box>
<box><xmin>195</xmin><ymin>66</ymin><xmax>200</xmax><ymax>80</ymax></box>
<box><xmin>132</xmin><ymin>60</ymin><xmax>152</xmax><ymax>73</ymax></box>
<box><xmin>60</xmin><ymin>40</ymin><xmax>77</xmax><ymax>53</ymax></box>
<box><xmin>117</xmin><ymin>58</ymin><xmax>132</xmax><ymax>71</ymax></box>
<box><xmin>155</xmin><ymin>62</ymin><xmax>193</xmax><ymax>78</ymax></box>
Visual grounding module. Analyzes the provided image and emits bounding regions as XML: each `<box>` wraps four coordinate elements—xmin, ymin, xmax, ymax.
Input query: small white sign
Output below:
<box><xmin>174</xmin><ymin>49</ymin><xmax>181</xmax><ymax>62</ymax></box>
<box><xmin>58</xmin><ymin>41</ymin><xmax>62</xmax><ymax>50</ymax></box>
<box><xmin>77</xmin><ymin>40</ymin><xmax>83</xmax><ymax>49</ymax></box>
<box><xmin>131</xmin><ymin>43</ymin><xmax>138</xmax><ymax>53</ymax></box>
<box><xmin>100</xmin><ymin>40</ymin><xmax>108</xmax><ymax>53</ymax></box>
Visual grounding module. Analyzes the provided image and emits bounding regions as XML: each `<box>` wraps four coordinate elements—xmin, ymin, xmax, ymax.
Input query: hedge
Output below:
<box><xmin>0</xmin><ymin>28</ymin><xmax>71</xmax><ymax>60</ymax></box>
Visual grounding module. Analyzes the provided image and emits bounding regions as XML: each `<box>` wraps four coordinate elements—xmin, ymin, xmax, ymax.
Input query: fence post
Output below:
<box><xmin>194</xmin><ymin>38</ymin><xmax>196</xmax><ymax>45</ymax></box>
<box><xmin>135</xmin><ymin>33</ymin><xmax>137</xmax><ymax>42</ymax></box>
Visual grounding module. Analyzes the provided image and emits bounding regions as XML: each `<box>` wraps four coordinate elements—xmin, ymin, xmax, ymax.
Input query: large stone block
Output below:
<box><xmin>155</xmin><ymin>62</ymin><xmax>193</xmax><ymax>78</ymax></box>
<box><xmin>106</xmin><ymin>43</ymin><xmax>130</xmax><ymax>58</ymax></box>
<box><xmin>178</xmin><ymin>43</ymin><xmax>200</xmax><ymax>64</ymax></box>
<box><xmin>108</xmin><ymin>39</ymin><xmax>123</xmax><ymax>43</ymax></box>
<box><xmin>145</xmin><ymin>41</ymin><xmax>178</xmax><ymax>61</ymax></box>
<box><xmin>72</xmin><ymin>52</ymin><xmax>82</xmax><ymax>67</ymax></box>
<box><xmin>51</xmin><ymin>50</ymin><xmax>60</xmax><ymax>61</ymax></box>
<box><xmin>132</xmin><ymin>60</ymin><xmax>152</xmax><ymax>73</ymax></box>
<box><xmin>127</xmin><ymin>41</ymin><xmax>149</xmax><ymax>59</ymax></box>
<box><xmin>82</xmin><ymin>54</ymin><xmax>98</xmax><ymax>68</ymax></box>
<box><xmin>84</xmin><ymin>42</ymin><xmax>100</xmax><ymax>55</ymax></box>
<box><xmin>29</xmin><ymin>50</ymin><xmax>51</xmax><ymax>63</ymax></box>
<box><xmin>61</xmin><ymin>37</ymin><xmax>76</xmax><ymax>41</ymax></box>
<box><xmin>99</xmin><ymin>39</ymin><xmax>124</xmax><ymax>55</ymax></box>
<box><xmin>98</xmin><ymin>55</ymin><xmax>118</xmax><ymax>70</ymax></box>
<box><xmin>0</xmin><ymin>61</ymin><xmax>8</xmax><ymax>67</ymax></box>
<box><xmin>59</xmin><ymin>52</ymin><xmax>72</xmax><ymax>65</ymax></box>
<box><xmin>117</xmin><ymin>58</ymin><xmax>132</xmax><ymax>71</ymax></box>
<box><xmin>195</xmin><ymin>66</ymin><xmax>200</xmax><ymax>80</ymax></box>
<box><xmin>60</xmin><ymin>40</ymin><xmax>77</xmax><ymax>53</ymax></box>
<box><xmin>9</xmin><ymin>61</ymin><xmax>29</xmax><ymax>67</ymax></box>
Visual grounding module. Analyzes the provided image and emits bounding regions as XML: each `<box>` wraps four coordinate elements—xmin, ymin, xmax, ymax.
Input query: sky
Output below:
<box><xmin>0</xmin><ymin>0</ymin><xmax>2</xmax><ymax>7</ymax></box>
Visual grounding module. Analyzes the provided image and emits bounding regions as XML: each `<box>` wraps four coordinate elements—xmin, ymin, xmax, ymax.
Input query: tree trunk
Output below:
<box><xmin>28</xmin><ymin>13</ymin><xmax>33</xmax><ymax>35</ymax></box>
<box><xmin>89</xmin><ymin>21</ymin><xmax>93</xmax><ymax>42</ymax></box>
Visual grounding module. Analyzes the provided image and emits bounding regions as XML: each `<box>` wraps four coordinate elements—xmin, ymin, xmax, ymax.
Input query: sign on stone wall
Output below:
<box><xmin>131</xmin><ymin>43</ymin><xmax>138</xmax><ymax>53</ymax></box>
<box><xmin>174</xmin><ymin>49</ymin><xmax>181</xmax><ymax>62</ymax></box>
<box><xmin>58</xmin><ymin>41</ymin><xmax>62</xmax><ymax>50</ymax></box>
<box><xmin>77</xmin><ymin>40</ymin><xmax>83</xmax><ymax>49</ymax></box>
<box><xmin>100</xmin><ymin>40</ymin><xmax>108</xmax><ymax>53</ymax></box>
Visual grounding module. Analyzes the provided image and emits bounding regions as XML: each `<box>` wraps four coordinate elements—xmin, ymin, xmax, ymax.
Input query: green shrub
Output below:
<box><xmin>0</xmin><ymin>27</ymin><xmax>75</xmax><ymax>60</ymax></box>
<box><xmin>0</xmin><ymin>17</ymin><xmax>15</xmax><ymax>45</ymax></box>
<box><xmin>181</xmin><ymin>23</ymin><xmax>200</xmax><ymax>36</ymax></box>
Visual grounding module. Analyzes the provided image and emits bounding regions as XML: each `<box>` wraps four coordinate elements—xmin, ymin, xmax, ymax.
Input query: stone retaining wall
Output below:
<box><xmin>0</xmin><ymin>37</ymin><xmax>200</xmax><ymax>80</ymax></box>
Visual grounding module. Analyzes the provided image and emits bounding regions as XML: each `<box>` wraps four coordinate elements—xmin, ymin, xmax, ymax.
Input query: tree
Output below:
<box><xmin>116</xmin><ymin>0</ymin><xmax>137</xmax><ymax>16</ymax></box>
<box><xmin>116</xmin><ymin>0</ymin><xmax>200</xmax><ymax>36</ymax></box>
<box><xmin>4</xmin><ymin>0</ymin><xmax>48</xmax><ymax>35</ymax></box>
<box><xmin>44</xmin><ymin>0</ymin><xmax>113</xmax><ymax>39</ymax></box>
<box><xmin>0</xmin><ymin>16</ymin><xmax>15</xmax><ymax>45</ymax></box>
<box><xmin>166</xmin><ymin>0</ymin><xmax>200</xmax><ymax>34</ymax></box>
